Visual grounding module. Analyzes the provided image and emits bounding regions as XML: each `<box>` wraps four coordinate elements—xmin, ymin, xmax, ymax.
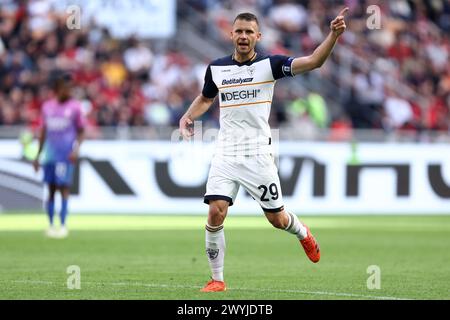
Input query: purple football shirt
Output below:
<box><xmin>41</xmin><ymin>98</ymin><xmax>85</xmax><ymax>163</ymax></box>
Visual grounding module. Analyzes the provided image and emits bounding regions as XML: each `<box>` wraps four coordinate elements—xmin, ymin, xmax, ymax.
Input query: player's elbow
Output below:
<box><xmin>310</xmin><ymin>55</ymin><xmax>325</xmax><ymax>69</ymax></box>
<box><xmin>200</xmin><ymin>94</ymin><xmax>214</xmax><ymax>103</ymax></box>
<box><xmin>315</xmin><ymin>59</ymin><xmax>325</xmax><ymax>68</ymax></box>
<box><xmin>293</xmin><ymin>56</ymin><xmax>322</xmax><ymax>74</ymax></box>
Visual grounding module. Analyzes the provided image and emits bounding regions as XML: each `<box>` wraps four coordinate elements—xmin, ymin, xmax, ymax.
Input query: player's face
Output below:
<box><xmin>231</xmin><ymin>19</ymin><xmax>261</xmax><ymax>56</ymax></box>
<box><xmin>55</xmin><ymin>81</ymin><xmax>72</xmax><ymax>102</ymax></box>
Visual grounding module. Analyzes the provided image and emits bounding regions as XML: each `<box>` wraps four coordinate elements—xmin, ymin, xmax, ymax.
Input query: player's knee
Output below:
<box><xmin>269</xmin><ymin>219</ymin><xmax>286</xmax><ymax>229</ymax></box>
<box><xmin>208</xmin><ymin>202</ymin><xmax>228</xmax><ymax>224</ymax></box>
<box><xmin>48</xmin><ymin>189</ymin><xmax>56</xmax><ymax>201</ymax></box>
<box><xmin>60</xmin><ymin>187</ymin><xmax>70</xmax><ymax>199</ymax></box>
<box><xmin>209</xmin><ymin>205</ymin><xmax>226</xmax><ymax>218</ymax></box>
<box><xmin>267</xmin><ymin>214</ymin><xmax>287</xmax><ymax>229</ymax></box>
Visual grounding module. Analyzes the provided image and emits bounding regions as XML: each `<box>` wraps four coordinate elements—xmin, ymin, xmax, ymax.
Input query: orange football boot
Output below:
<box><xmin>200</xmin><ymin>280</ymin><xmax>227</xmax><ymax>292</ymax></box>
<box><xmin>300</xmin><ymin>224</ymin><xmax>320</xmax><ymax>263</ymax></box>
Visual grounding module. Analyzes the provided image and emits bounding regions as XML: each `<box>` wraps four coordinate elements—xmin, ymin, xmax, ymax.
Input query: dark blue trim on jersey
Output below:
<box><xmin>204</xmin><ymin>195</ymin><xmax>234</xmax><ymax>206</ymax></box>
<box><xmin>282</xmin><ymin>57</ymin><xmax>295</xmax><ymax>77</ymax></box>
<box><xmin>270</xmin><ymin>55</ymin><xmax>295</xmax><ymax>79</ymax></box>
<box><xmin>210</xmin><ymin>54</ymin><xmax>267</xmax><ymax>67</ymax></box>
<box><xmin>261</xmin><ymin>205</ymin><xmax>285</xmax><ymax>213</ymax></box>
<box><xmin>202</xmin><ymin>65</ymin><xmax>217</xmax><ymax>99</ymax></box>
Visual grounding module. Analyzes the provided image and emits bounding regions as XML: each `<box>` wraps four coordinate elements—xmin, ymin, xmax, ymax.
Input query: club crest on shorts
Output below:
<box><xmin>247</xmin><ymin>66</ymin><xmax>255</xmax><ymax>77</ymax></box>
<box><xmin>206</xmin><ymin>248</ymin><xmax>219</xmax><ymax>260</ymax></box>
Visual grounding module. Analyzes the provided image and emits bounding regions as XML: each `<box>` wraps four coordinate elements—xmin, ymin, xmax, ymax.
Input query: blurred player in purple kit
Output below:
<box><xmin>33</xmin><ymin>72</ymin><xmax>85</xmax><ymax>238</ymax></box>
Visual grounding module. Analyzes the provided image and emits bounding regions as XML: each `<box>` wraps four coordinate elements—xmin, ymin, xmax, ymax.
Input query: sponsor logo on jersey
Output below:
<box><xmin>221</xmin><ymin>77</ymin><xmax>253</xmax><ymax>86</ymax></box>
<box><xmin>47</xmin><ymin>117</ymin><xmax>70</xmax><ymax>131</ymax></box>
<box><xmin>221</xmin><ymin>89</ymin><xmax>261</xmax><ymax>102</ymax></box>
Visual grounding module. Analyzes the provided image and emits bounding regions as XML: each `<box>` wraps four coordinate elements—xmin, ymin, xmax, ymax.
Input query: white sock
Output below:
<box><xmin>205</xmin><ymin>224</ymin><xmax>226</xmax><ymax>282</ymax></box>
<box><xmin>284</xmin><ymin>212</ymin><xmax>307</xmax><ymax>240</ymax></box>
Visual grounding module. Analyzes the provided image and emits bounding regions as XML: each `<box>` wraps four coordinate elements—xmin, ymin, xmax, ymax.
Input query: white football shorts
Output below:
<box><xmin>204</xmin><ymin>153</ymin><xmax>284</xmax><ymax>213</ymax></box>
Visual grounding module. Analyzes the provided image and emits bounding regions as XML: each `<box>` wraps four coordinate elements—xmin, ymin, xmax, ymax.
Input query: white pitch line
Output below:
<box><xmin>7</xmin><ymin>280</ymin><xmax>412</xmax><ymax>300</ymax></box>
<box><xmin>12</xmin><ymin>280</ymin><xmax>55</xmax><ymax>285</ymax></box>
<box><xmin>107</xmin><ymin>282</ymin><xmax>410</xmax><ymax>300</ymax></box>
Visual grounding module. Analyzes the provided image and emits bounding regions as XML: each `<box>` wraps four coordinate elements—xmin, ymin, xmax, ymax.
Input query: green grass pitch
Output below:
<box><xmin>0</xmin><ymin>214</ymin><xmax>449</xmax><ymax>300</ymax></box>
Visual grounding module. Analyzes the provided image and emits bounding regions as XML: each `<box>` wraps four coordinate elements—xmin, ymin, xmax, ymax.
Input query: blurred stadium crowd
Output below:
<box><xmin>0</xmin><ymin>0</ymin><xmax>449</xmax><ymax>139</ymax></box>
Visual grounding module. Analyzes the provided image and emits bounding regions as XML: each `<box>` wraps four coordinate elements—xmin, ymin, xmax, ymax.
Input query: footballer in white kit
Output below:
<box><xmin>203</xmin><ymin>52</ymin><xmax>293</xmax><ymax>213</ymax></box>
<box><xmin>179</xmin><ymin>9</ymin><xmax>349</xmax><ymax>292</ymax></box>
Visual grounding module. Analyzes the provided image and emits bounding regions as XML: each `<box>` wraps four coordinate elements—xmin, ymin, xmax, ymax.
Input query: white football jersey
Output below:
<box><xmin>202</xmin><ymin>53</ymin><xmax>295</xmax><ymax>156</ymax></box>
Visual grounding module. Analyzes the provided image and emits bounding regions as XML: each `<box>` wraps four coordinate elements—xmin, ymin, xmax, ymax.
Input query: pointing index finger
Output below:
<box><xmin>338</xmin><ymin>7</ymin><xmax>349</xmax><ymax>18</ymax></box>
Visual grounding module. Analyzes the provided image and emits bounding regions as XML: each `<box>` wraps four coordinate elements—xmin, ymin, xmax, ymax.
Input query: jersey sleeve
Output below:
<box><xmin>201</xmin><ymin>65</ymin><xmax>218</xmax><ymax>98</ymax></box>
<box><xmin>73</xmin><ymin>101</ymin><xmax>86</xmax><ymax>130</ymax></box>
<box><xmin>269</xmin><ymin>55</ymin><xmax>295</xmax><ymax>80</ymax></box>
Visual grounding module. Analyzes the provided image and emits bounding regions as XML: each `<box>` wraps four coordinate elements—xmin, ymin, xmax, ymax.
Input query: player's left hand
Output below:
<box><xmin>32</xmin><ymin>159</ymin><xmax>40</xmax><ymax>173</ymax></box>
<box><xmin>330</xmin><ymin>7</ymin><xmax>348</xmax><ymax>37</ymax></box>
